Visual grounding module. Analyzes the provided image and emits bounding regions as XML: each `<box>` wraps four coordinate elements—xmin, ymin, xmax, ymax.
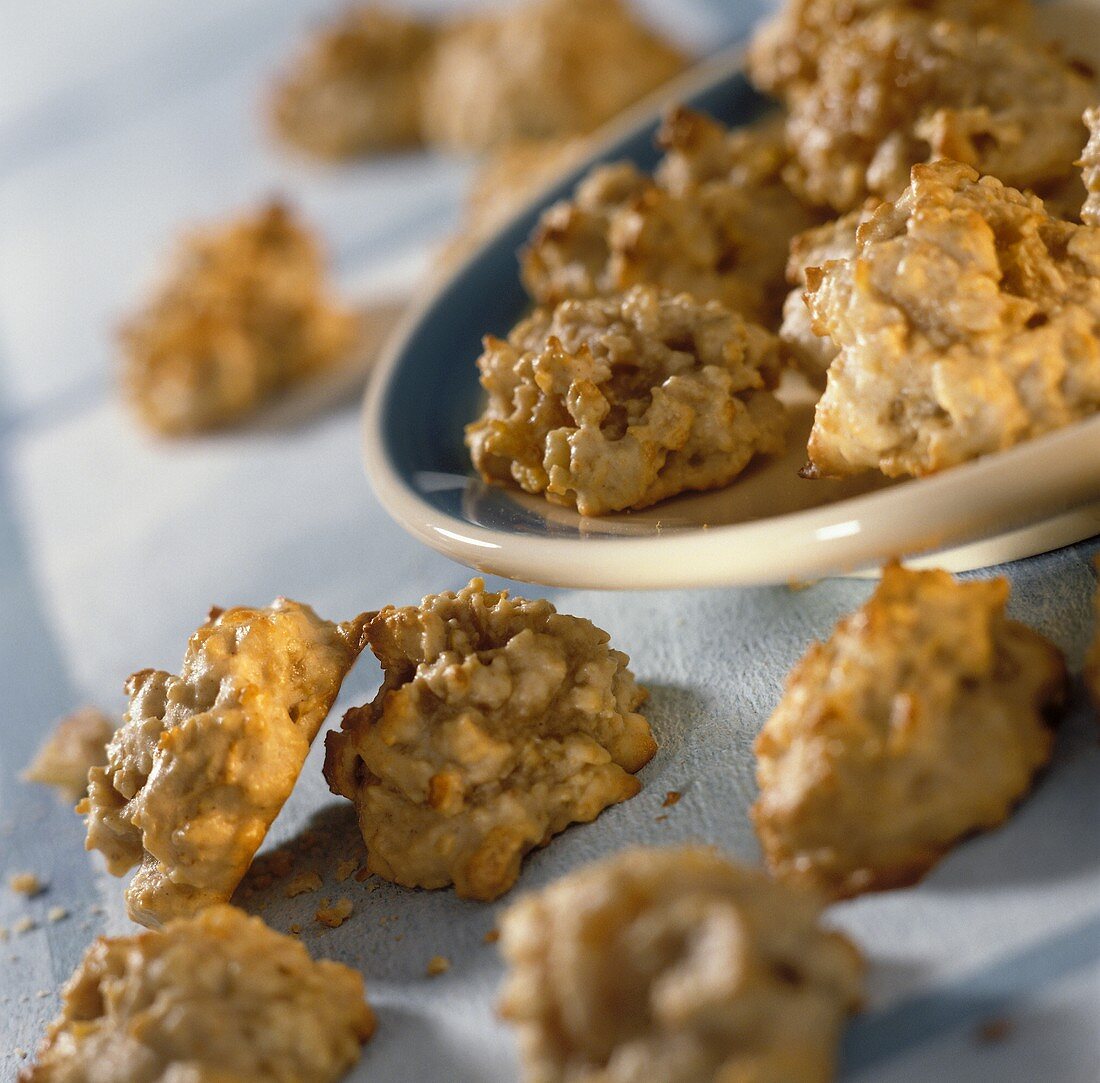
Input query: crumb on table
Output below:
<box><xmin>285</xmin><ymin>870</ymin><xmax>324</xmax><ymax>898</ymax></box>
<box><xmin>315</xmin><ymin>898</ymin><xmax>354</xmax><ymax>928</ymax></box>
<box><xmin>426</xmin><ymin>955</ymin><xmax>451</xmax><ymax>977</ymax></box>
<box><xmin>9</xmin><ymin>872</ymin><xmax>44</xmax><ymax>897</ymax></box>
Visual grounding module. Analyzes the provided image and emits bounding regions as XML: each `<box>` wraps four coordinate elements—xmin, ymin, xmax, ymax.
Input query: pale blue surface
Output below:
<box><xmin>1</xmin><ymin>1</ymin><xmax>1098</xmax><ymax>1080</ymax></box>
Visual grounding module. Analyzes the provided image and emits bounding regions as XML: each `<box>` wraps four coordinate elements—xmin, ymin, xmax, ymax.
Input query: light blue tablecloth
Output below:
<box><xmin>1</xmin><ymin>1</ymin><xmax>1098</xmax><ymax>1079</ymax></box>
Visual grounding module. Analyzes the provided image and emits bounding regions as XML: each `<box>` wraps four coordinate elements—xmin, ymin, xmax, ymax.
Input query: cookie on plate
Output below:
<box><xmin>778</xmin><ymin>10</ymin><xmax>1093</xmax><ymax>212</ymax></box>
<box><xmin>21</xmin><ymin>905</ymin><xmax>374</xmax><ymax>1083</ymax></box>
<box><xmin>778</xmin><ymin>203</ymin><xmax>876</xmax><ymax>380</ymax></box>
<box><xmin>753</xmin><ymin>564</ymin><xmax>1066</xmax><ymax>900</ymax></box>
<box><xmin>498</xmin><ymin>846</ymin><xmax>863</xmax><ymax>1083</ymax></box>
<box><xmin>803</xmin><ymin>158</ymin><xmax>1100</xmax><ymax>479</ymax></box>
<box><xmin>324</xmin><ymin>579</ymin><xmax>656</xmax><ymax>901</ymax></box>
<box><xmin>466</xmin><ymin>285</ymin><xmax>787</xmax><ymax>516</ymax></box>
<box><xmin>81</xmin><ymin>600</ymin><xmax>368</xmax><ymax>927</ymax></box>
<box><xmin>122</xmin><ymin>203</ymin><xmax>357</xmax><ymax>435</ymax></box>
<box><xmin>747</xmin><ymin>0</ymin><xmax>1034</xmax><ymax>98</ymax></box>
<box><xmin>522</xmin><ymin>108</ymin><xmax>816</xmax><ymax>325</ymax></box>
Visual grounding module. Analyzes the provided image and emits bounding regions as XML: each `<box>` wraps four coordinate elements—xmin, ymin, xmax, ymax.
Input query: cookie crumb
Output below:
<box><xmin>289</xmin><ymin>923</ymin><xmax>302</xmax><ymax>935</ymax></box>
<box><xmin>9</xmin><ymin>872</ymin><xmax>44</xmax><ymax>897</ymax></box>
<box><xmin>662</xmin><ymin>791</ymin><xmax>682</xmax><ymax>808</ymax></box>
<box><xmin>13</xmin><ymin>917</ymin><xmax>36</xmax><ymax>935</ymax></box>
<box><xmin>47</xmin><ymin>907</ymin><xmax>69</xmax><ymax>924</ymax></box>
<box><xmin>285</xmin><ymin>871</ymin><xmax>323</xmax><ymax>898</ymax></box>
<box><xmin>483</xmin><ymin>928</ymin><xmax>500</xmax><ymax>944</ymax></box>
<box><xmin>315</xmin><ymin>898</ymin><xmax>354</xmax><ymax>928</ymax></box>
<box><xmin>0</xmin><ymin>927</ymin><xmax>7</xmax><ymax>941</ymax></box>
<box><xmin>335</xmin><ymin>859</ymin><xmax>358</xmax><ymax>883</ymax></box>
<box><xmin>14</xmin><ymin>1048</ymin><xmax>26</xmax><ymax>1060</ymax></box>
<box><xmin>976</xmin><ymin>1017</ymin><xmax>1014</xmax><ymax>1044</ymax></box>
<box><xmin>655</xmin><ymin>814</ymin><xmax>668</xmax><ymax>823</ymax></box>
<box><xmin>426</xmin><ymin>955</ymin><xmax>450</xmax><ymax>977</ymax></box>
<box><xmin>36</xmin><ymin>990</ymin><xmax>50</xmax><ymax>998</ymax></box>
<box><xmin>353</xmin><ymin>865</ymin><xmax>372</xmax><ymax>883</ymax></box>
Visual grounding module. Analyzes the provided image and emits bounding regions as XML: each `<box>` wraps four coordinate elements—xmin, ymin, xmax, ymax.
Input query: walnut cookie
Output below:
<box><xmin>324</xmin><ymin>579</ymin><xmax>656</xmax><ymax>902</ymax></box>
<box><xmin>81</xmin><ymin>600</ymin><xmax>369</xmax><ymax>927</ymax></box>
<box><xmin>522</xmin><ymin>107</ymin><xmax>816</xmax><ymax>326</ymax></box>
<box><xmin>753</xmin><ymin>565</ymin><xmax>1066</xmax><ymax>900</ymax></box>
<box><xmin>498</xmin><ymin>846</ymin><xmax>864</xmax><ymax>1083</ymax></box>
<box><xmin>121</xmin><ymin>202</ymin><xmax>357</xmax><ymax>435</ymax></box>
<box><xmin>803</xmin><ymin>158</ymin><xmax>1100</xmax><ymax>479</ymax></box>
<box><xmin>775</xmin><ymin>9</ymin><xmax>1095</xmax><ymax>212</ymax></box>
<box><xmin>420</xmin><ymin>0</ymin><xmax>686</xmax><ymax>153</ymax></box>
<box><xmin>21</xmin><ymin>905</ymin><xmax>374</xmax><ymax>1083</ymax></box>
<box><xmin>466</xmin><ymin>285</ymin><xmax>787</xmax><ymax>517</ymax></box>
<box><xmin>270</xmin><ymin>5</ymin><xmax>437</xmax><ymax>159</ymax></box>
<box><xmin>746</xmin><ymin>0</ymin><xmax>1034</xmax><ymax>99</ymax></box>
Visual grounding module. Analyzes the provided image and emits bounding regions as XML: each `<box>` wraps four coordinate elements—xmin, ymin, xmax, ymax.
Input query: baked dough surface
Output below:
<box><xmin>804</xmin><ymin>159</ymin><xmax>1100</xmax><ymax>479</ymax></box>
<box><xmin>753</xmin><ymin>565</ymin><xmax>1066</xmax><ymax>900</ymax></box>
<box><xmin>523</xmin><ymin>108</ymin><xmax>816</xmax><ymax>325</ymax></box>
<box><xmin>81</xmin><ymin>600</ymin><xmax>368</xmax><ymax>927</ymax></box>
<box><xmin>271</xmin><ymin>6</ymin><xmax>436</xmax><ymax>158</ymax></box>
<box><xmin>324</xmin><ymin>579</ymin><xmax>655</xmax><ymax>901</ymax></box>
<box><xmin>122</xmin><ymin>203</ymin><xmax>357</xmax><ymax>434</ymax></box>
<box><xmin>498</xmin><ymin>846</ymin><xmax>863</xmax><ymax>1083</ymax></box>
<box><xmin>420</xmin><ymin>0</ymin><xmax>685</xmax><ymax>152</ymax></box>
<box><xmin>778</xmin><ymin>205</ymin><xmax>873</xmax><ymax>379</ymax></box>
<box><xmin>466</xmin><ymin>285</ymin><xmax>787</xmax><ymax>516</ymax></box>
<box><xmin>747</xmin><ymin>0</ymin><xmax>1034</xmax><ymax>98</ymax></box>
<box><xmin>22</xmin><ymin>905</ymin><xmax>374</xmax><ymax>1083</ymax></box>
<box><xmin>778</xmin><ymin>10</ymin><xmax>1093</xmax><ymax>211</ymax></box>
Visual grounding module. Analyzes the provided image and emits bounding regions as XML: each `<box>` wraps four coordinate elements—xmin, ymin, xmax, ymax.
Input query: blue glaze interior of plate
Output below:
<box><xmin>375</xmin><ymin>71</ymin><xmax>778</xmax><ymax>539</ymax></box>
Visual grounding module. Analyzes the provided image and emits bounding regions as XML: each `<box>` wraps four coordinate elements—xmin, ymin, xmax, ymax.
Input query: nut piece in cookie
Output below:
<box><xmin>80</xmin><ymin>600</ymin><xmax>369</xmax><ymax>927</ymax></box>
<box><xmin>271</xmin><ymin>6</ymin><xmax>436</xmax><ymax>159</ymax></box>
<box><xmin>324</xmin><ymin>579</ymin><xmax>656</xmax><ymax>901</ymax></box>
<box><xmin>498</xmin><ymin>846</ymin><xmax>863</xmax><ymax>1083</ymax></box>
<box><xmin>421</xmin><ymin>0</ymin><xmax>686</xmax><ymax>153</ymax></box>
<box><xmin>21</xmin><ymin>905</ymin><xmax>374</xmax><ymax>1083</ymax></box>
<box><xmin>804</xmin><ymin>160</ymin><xmax>1100</xmax><ymax>479</ymax></box>
<box><xmin>754</xmin><ymin>564</ymin><xmax>1066</xmax><ymax>900</ymax></box>
<box><xmin>779</xmin><ymin>10</ymin><xmax>1094</xmax><ymax>212</ymax></box>
<box><xmin>22</xmin><ymin>707</ymin><xmax>113</xmax><ymax>801</ymax></box>
<box><xmin>122</xmin><ymin>202</ymin><xmax>358</xmax><ymax>435</ymax></box>
<box><xmin>523</xmin><ymin>107</ymin><xmax>817</xmax><ymax>325</ymax></box>
<box><xmin>746</xmin><ymin>0</ymin><xmax>1033</xmax><ymax>99</ymax></box>
<box><xmin>466</xmin><ymin>285</ymin><xmax>788</xmax><ymax>517</ymax></box>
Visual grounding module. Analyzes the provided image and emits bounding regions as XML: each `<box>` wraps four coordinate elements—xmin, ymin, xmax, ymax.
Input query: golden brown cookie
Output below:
<box><xmin>121</xmin><ymin>202</ymin><xmax>357</xmax><ymax>435</ymax></box>
<box><xmin>271</xmin><ymin>5</ymin><xmax>437</xmax><ymax>158</ymax></box>
<box><xmin>22</xmin><ymin>905</ymin><xmax>374</xmax><ymax>1083</ymax></box>
<box><xmin>803</xmin><ymin>159</ymin><xmax>1100</xmax><ymax>479</ymax></box>
<box><xmin>466</xmin><ymin>285</ymin><xmax>787</xmax><ymax>516</ymax></box>
<box><xmin>780</xmin><ymin>10</ymin><xmax>1093</xmax><ymax>212</ymax></box>
<box><xmin>778</xmin><ymin>203</ymin><xmax>877</xmax><ymax>379</ymax></box>
<box><xmin>522</xmin><ymin>107</ymin><xmax>816</xmax><ymax>325</ymax></box>
<box><xmin>498</xmin><ymin>846</ymin><xmax>864</xmax><ymax>1083</ymax></box>
<box><xmin>421</xmin><ymin>0</ymin><xmax>685</xmax><ymax>152</ymax></box>
<box><xmin>753</xmin><ymin>564</ymin><xmax>1066</xmax><ymax>900</ymax></box>
<box><xmin>22</xmin><ymin>707</ymin><xmax>114</xmax><ymax>801</ymax></box>
<box><xmin>81</xmin><ymin>600</ymin><xmax>368</xmax><ymax>927</ymax></box>
<box><xmin>324</xmin><ymin>579</ymin><xmax>655</xmax><ymax>901</ymax></box>
<box><xmin>747</xmin><ymin>0</ymin><xmax>1034</xmax><ymax>98</ymax></box>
